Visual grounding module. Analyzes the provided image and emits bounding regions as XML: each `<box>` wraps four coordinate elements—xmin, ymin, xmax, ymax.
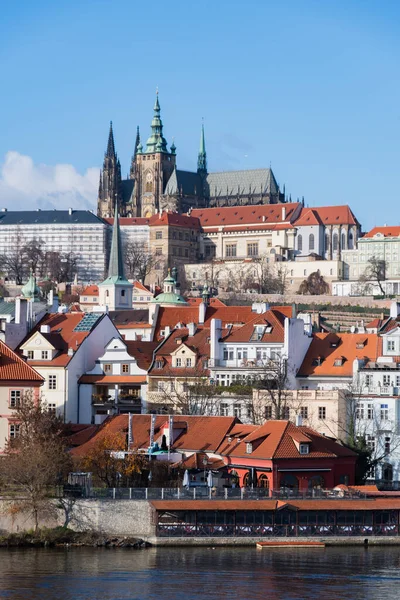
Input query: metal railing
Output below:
<box><xmin>74</xmin><ymin>487</ymin><xmax>369</xmax><ymax>501</ymax></box>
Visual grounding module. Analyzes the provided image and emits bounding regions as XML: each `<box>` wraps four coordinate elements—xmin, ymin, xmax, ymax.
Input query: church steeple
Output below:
<box><xmin>197</xmin><ymin>122</ymin><xmax>207</xmax><ymax>174</ymax></box>
<box><xmin>134</xmin><ymin>126</ymin><xmax>140</xmax><ymax>158</ymax></box>
<box><xmin>97</xmin><ymin>122</ymin><xmax>122</xmax><ymax>218</ymax></box>
<box><xmin>106</xmin><ymin>121</ymin><xmax>116</xmax><ymax>158</ymax></box>
<box><xmin>145</xmin><ymin>91</ymin><xmax>168</xmax><ymax>153</ymax></box>
<box><xmin>107</xmin><ymin>198</ymin><xmax>125</xmax><ymax>281</ymax></box>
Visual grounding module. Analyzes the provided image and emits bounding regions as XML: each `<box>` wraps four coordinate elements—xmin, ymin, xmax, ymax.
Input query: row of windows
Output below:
<box><xmin>225</xmin><ymin>243</ymin><xmax>259</xmax><ymax>258</ymax></box>
<box><xmin>298</xmin><ymin>232</ymin><xmax>354</xmax><ymax>253</ymax></box>
<box><xmin>104</xmin><ymin>364</ymin><xmax>130</xmax><ymax>373</ymax></box>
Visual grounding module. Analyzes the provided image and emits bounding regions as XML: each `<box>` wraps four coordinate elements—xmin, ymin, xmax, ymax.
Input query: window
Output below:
<box><xmin>282</xmin><ymin>406</ymin><xmax>290</xmax><ymax>420</ymax></box>
<box><xmin>122</xmin><ymin>364</ymin><xmax>129</xmax><ymax>373</ymax></box>
<box><xmin>383</xmin><ymin>375</ymin><xmax>391</xmax><ymax>386</ymax></box>
<box><xmin>385</xmin><ymin>436</ymin><xmax>391</xmax><ymax>455</ymax></box>
<box><xmin>155</xmin><ymin>247</ymin><xmax>163</xmax><ymax>255</ymax></box>
<box><xmin>366</xmin><ymin>434</ymin><xmax>375</xmax><ymax>452</ymax></box>
<box><xmin>9</xmin><ymin>424</ymin><xmax>20</xmax><ymax>439</ymax></box>
<box><xmin>247</xmin><ymin>243</ymin><xmax>259</xmax><ymax>257</ymax></box>
<box><xmin>265</xmin><ymin>406</ymin><xmax>273</xmax><ymax>419</ymax></box>
<box><xmin>48</xmin><ymin>403</ymin><xmax>56</xmax><ymax>415</ymax></box>
<box><xmin>223</xmin><ymin>348</ymin><xmax>234</xmax><ymax>361</ymax></box>
<box><xmin>381</xmin><ymin>404</ymin><xmax>389</xmax><ymax>420</ymax></box>
<box><xmin>155</xmin><ymin>231</ymin><xmax>162</xmax><ymax>240</ymax></box>
<box><xmin>333</xmin><ymin>232</ymin><xmax>338</xmax><ymax>252</ymax></box>
<box><xmin>318</xmin><ymin>406</ymin><xmax>326</xmax><ymax>420</ymax></box>
<box><xmin>300</xmin><ymin>406</ymin><xmax>308</xmax><ymax>419</ymax></box>
<box><xmin>387</xmin><ymin>340</ymin><xmax>395</xmax><ymax>352</ymax></box>
<box><xmin>365</xmin><ymin>374</ymin><xmax>372</xmax><ymax>386</ymax></box>
<box><xmin>233</xmin><ymin>404</ymin><xmax>242</xmax><ymax>418</ymax></box>
<box><xmin>176</xmin><ymin>358</ymin><xmax>182</xmax><ymax>367</ymax></box>
<box><xmin>356</xmin><ymin>403</ymin><xmax>364</xmax><ymax>420</ymax></box>
<box><xmin>246</xmin><ymin>443</ymin><xmax>253</xmax><ymax>454</ymax></box>
<box><xmin>41</xmin><ymin>350</ymin><xmax>48</xmax><ymax>360</ymax></box>
<box><xmin>225</xmin><ymin>244</ymin><xmax>237</xmax><ymax>258</ymax></box>
<box><xmin>10</xmin><ymin>390</ymin><xmax>21</xmax><ymax>408</ymax></box>
<box><xmin>104</xmin><ymin>364</ymin><xmax>112</xmax><ymax>373</ymax></box>
<box><xmin>48</xmin><ymin>375</ymin><xmax>57</xmax><ymax>390</ymax></box>
<box><xmin>309</xmin><ymin>234</ymin><xmax>314</xmax><ymax>251</ymax></box>
<box><xmin>367</xmin><ymin>403</ymin><xmax>374</xmax><ymax>419</ymax></box>
<box><xmin>299</xmin><ymin>443</ymin><xmax>309</xmax><ymax>455</ymax></box>
<box><xmin>121</xmin><ymin>289</ymin><xmax>125</xmax><ymax>297</ymax></box>
<box><xmin>220</xmin><ymin>403</ymin><xmax>229</xmax><ymax>416</ymax></box>
<box><xmin>155</xmin><ymin>360</ymin><xmax>163</xmax><ymax>369</ymax></box>
<box><xmin>341</xmin><ymin>232</ymin><xmax>346</xmax><ymax>250</ymax></box>
<box><xmin>297</xmin><ymin>235</ymin><xmax>302</xmax><ymax>252</ymax></box>
<box><xmin>27</xmin><ymin>351</ymin><xmax>34</xmax><ymax>360</ymax></box>
<box><xmin>186</xmin><ymin>358</ymin><xmax>192</xmax><ymax>367</ymax></box>
<box><xmin>325</xmin><ymin>233</ymin><xmax>329</xmax><ymax>252</ymax></box>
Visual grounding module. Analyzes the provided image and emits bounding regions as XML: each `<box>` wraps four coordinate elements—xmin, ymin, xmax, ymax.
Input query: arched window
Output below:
<box><xmin>259</xmin><ymin>474</ymin><xmax>269</xmax><ymax>489</ymax></box>
<box><xmin>382</xmin><ymin>463</ymin><xmax>393</xmax><ymax>482</ymax></box>
<box><xmin>325</xmin><ymin>233</ymin><xmax>330</xmax><ymax>253</ymax></box>
<box><xmin>280</xmin><ymin>474</ymin><xmax>298</xmax><ymax>491</ymax></box>
<box><xmin>297</xmin><ymin>235</ymin><xmax>303</xmax><ymax>252</ymax></box>
<box><xmin>349</xmin><ymin>232</ymin><xmax>354</xmax><ymax>249</ymax></box>
<box><xmin>309</xmin><ymin>234</ymin><xmax>314</xmax><ymax>251</ymax></box>
<box><xmin>341</xmin><ymin>232</ymin><xmax>346</xmax><ymax>250</ymax></box>
<box><xmin>333</xmin><ymin>232</ymin><xmax>338</xmax><ymax>252</ymax></box>
<box><xmin>308</xmin><ymin>475</ymin><xmax>325</xmax><ymax>490</ymax></box>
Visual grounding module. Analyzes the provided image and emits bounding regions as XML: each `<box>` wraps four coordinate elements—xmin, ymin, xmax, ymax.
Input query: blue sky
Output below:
<box><xmin>0</xmin><ymin>0</ymin><xmax>399</xmax><ymax>229</ymax></box>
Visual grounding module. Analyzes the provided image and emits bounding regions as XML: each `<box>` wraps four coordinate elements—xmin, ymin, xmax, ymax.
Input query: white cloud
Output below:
<box><xmin>0</xmin><ymin>151</ymin><xmax>99</xmax><ymax>211</ymax></box>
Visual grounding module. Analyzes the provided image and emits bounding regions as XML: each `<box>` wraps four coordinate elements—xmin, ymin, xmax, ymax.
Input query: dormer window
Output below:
<box><xmin>251</xmin><ymin>325</ymin><xmax>266</xmax><ymax>341</ymax></box>
<box><xmin>334</xmin><ymin>357</ymin><xmax>344</xmax><ymax>367</ymax></box>
<box><xmin>246</xmin><ymin>443</ymin><xmax>253</xmax><ymax>454</ymax></box>
<box><xmin>356</xmin><ymin>339</ymin><xmax>366</xmax><ymax>349</ymax></box>
<box><xmin>104</xmin><ymin>364</ymin><xmax>112</xmax><ymax>373</ymax></box>
<box><xmin>41</xmin><ymin>350</ymin><xmax>48</xmax><ymax>360</ymax></box>
<box><xmin>155</xmin><ymin>360</ymin><xmax>163</xmax><ymax>369</ymax></box>
<box><xmin>299</xmin><ymin>443</ymin><xmax>309</xmax><ymax>455</ymax></box>
<box><xmin>312</xmin><ymin>356</ymin><xmax>324</xmax><ymax>366</ymax></box>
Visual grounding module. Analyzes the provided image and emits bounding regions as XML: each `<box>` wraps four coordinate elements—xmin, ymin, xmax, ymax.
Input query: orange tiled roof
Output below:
<box><xmin>78</xmin><ymin>374</ymin><xmax>147</xmax><ymax>384</ymax></box>
<box><xmin>149</xmin><ymin>213</ymin><xmax>200</xmax><ymax>229</ymax></box>
<box><xmin>71</xmin><ymin>414</ymin><xmax>238</xmax><ymax>457</ymax></box>
<box><xmin>363</xmin><ymin>226</ymin><xmax>400</xmax><ymax>239</ymax></box>
<box><xmin>149</xmin><ymin>327</ymin><xmax>210</xmax><ymax>375</ymax></box>
<box><xmin>19</xmin><ymin>313</ymin><xmax>106</xmax><ymax>367</ymax></box>
<box><xmin>103</xmin><ymin>217</ymin><xmax>150</xmax><ymax>226</ymax></box>
<box><xmin>295</xmin><ymin>205</ymin><xmax>359</xmax><ymax>227</ymax></box>
<box><xmin>223</xmin><ymin>308</ymin><xmax>287</xmax><ymax>344</ymax></box>
<box><xmin>297</xmin><ymin>332</ymin><xmax>380</xmax><ymax>378</ymax></box>
<box><xmin>132</xmin><ymin>281</ymin><xmax>152</xmax><ymax>294</ymax></box>
<box><xmin>81</xmin><ymin>285</ymin><xmax>99</xmax><ymax>296</ymax></box>
<box><xmin>0</xmin><ymin>340</ymin><xmax>44</xmax><ymax>383</ymax></box>
<box><xmin>190</xmin><ymin>203</ymin><xmax>301</xmax><ymax>228</ymax></box>
<box><xmin>187</xmin><ymin>297</ymin><xmax>226</xmax><ymax>307</ymax></box>
<box><xmin>124</xmin><ymin>340</ymin><xmax>160</xmax><ymax>370</ymax></box>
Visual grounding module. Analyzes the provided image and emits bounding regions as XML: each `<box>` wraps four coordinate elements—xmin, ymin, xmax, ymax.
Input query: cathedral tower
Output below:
<box><xmin>97</xmin><ymin>122</ymin><xmax>122</xmax><ymax>218</ymax></box>
<box><xmin>132</xmin><ymin>93</ymin><xmax>176</xmax><ymax>217</ymax></box>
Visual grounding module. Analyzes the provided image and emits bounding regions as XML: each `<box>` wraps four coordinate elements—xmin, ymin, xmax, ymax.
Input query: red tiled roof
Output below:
<box><xmin>104</xmin><ymin>217</ymin><xmax>150</xmax><ymax>226</ymax></box>
<box><xmin>150</xmin><ymin>498</ymin><xmax>400</xmax><ymax>511</ymax></box>
<box><xmin>71</xmin><ymin>414</ymin><xmax>238</xmax><ymax>457</ymax></box>
<box><xmin>64</xmin><ymin>424</ymin><xmax>99</xmax><ymax>447</ymax></box>
<box><xmin>0</xmin><ymin>340</ymin><xmax>44</xmax><ymax>383</ymax></box>
<box><xmin>363</xmin><ymin>226</ymin><xmax>400</xmax><ymax>239</ymax></box>
<box><xmin>295</xmin><ymin>205</ymin><xmax>359</xmax><ymax>227</ymax></box>
<box><xmin>132</xmin><ymin>281</ymin><xmax>152</xmax><ymax>293</ymax></box>
<box><xmin>78</xmin><ymin>375</ymin><xmax>147</xmax><ymax>384</ymax></box>
<box><xmin>149</xmin><ymin>213</ymin><xmax>200</xmax><ymax>229</ymax></box>
<box><xmin>124</xmin><ymin>340</ymin><xmax>160</xmax><ymax>370</ymax></box>
<box><xmin>81</xmin><ymin>285</ymin><xmax>99</xmax><ymax>296</ymax></box>
<box><xmin>190</xmin><ymin>203</ymin><xmax>301</xmax><ymax>228</ymax></box>
<box><xmin>187</xmin><ymin>297</ymin><xmax>226</xmax><ymax>307</ymax></box>
<box><xmin>149</xmin><ymin>327</ymin><xmax>210</xmax><ymax>375</ymax></box>
<box><xmin>223</xmin><ymin>309</ymin><xmax>287</xmax><ymax>344</ymax></box>
<box><xmin>19</xmin><ymin>313</ymin><xmax>106</xmax><ymax>367</ymax></box>
<box><xmin>297</xmin><ymin>332</ymin><xmax>380</xmax><ymax>378</ymax></box>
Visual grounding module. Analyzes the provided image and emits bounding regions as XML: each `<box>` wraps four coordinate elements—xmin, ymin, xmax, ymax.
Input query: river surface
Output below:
<box><xmin>1</xmin><ymin>546</ymin><xmax>400</xmax><ymax>599</ymax></box>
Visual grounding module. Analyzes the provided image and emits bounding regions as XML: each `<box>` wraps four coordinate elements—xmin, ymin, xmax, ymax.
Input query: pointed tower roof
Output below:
<box><xmin>197</xmin><ymin>122</ymin><xmax>207</xmax><ymax>173</ymax></box>
<box><xmin>21</xmin><ymin>269</ymin><xmax>40</xmax><ymax>299</ymax></box>
<box><xmin>106</xmin><ymin>121</ymin><xmax>116</xmax><ymax>157</ymax></box>
<box><xmin>146</xmin><ymin>92</ymin><xmax>168</xmax><ymax>153</ymax></box>
<box><xmin>134</xmin><ymin>126</ymin><xmax>141</xmax><ymax>158</ymax></box>
<box><xmin>100</xmin><ymin>199</ymin><xmax>131</xmax><ymax>286</ymax></box>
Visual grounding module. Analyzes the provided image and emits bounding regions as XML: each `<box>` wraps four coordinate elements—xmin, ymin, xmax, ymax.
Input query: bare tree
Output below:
<box><xmin>149</xmin><ymin>366</ymin><xmax>221</xmax><ymax>415</ymax></box>
<box><xmin>359</xmin><ymin>256</ymin><xmax>387</xmax><ymax>296</ymax></box>
<box><xmin>0</xmin><ymin>230</ymin><xmax>26</xmax><ymax>284</ymax></box>
<box><xmin>0</xmin><ymin>394</ymin><xmax>72</xmax><ymax>532</ymax></box>
<box><xmin>22</xmin><ymin>239</ymin><xmax>46</xmax><ymax>275</ymax></box>
<box><xmin>252</xmin><ymin>256</ymin><xmax>288</xmax><ymax>294</ymax></box>
<box><xmin>298</xmin><ymin>270</ymin><xmax>330</xmax><ymax>295</ymax></box>
<box><xmin>44</xmin><ymin>251</ymin><xmax>78</xmax><ymax>283</ymax></box>
<box><xmin>250</xmin><ymin>355</ymin><xmax>297</xmax><ymax>422</ymax></box>
<box><xmin>124</xmin><ymin>241</ymin><xmax>156</xmax><ymax>282</ymax></box>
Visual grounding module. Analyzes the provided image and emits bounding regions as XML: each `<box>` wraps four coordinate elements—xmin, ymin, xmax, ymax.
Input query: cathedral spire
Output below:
<box><xmin>134</xmin><ymin>126</ymin><xmax>141</xmax><ymax>158</ymax></box>
<box><xmin>106</xmin><ymin>121</ymin><xmax>116</xmax><ymax>157</ymax></box>
<box><xmin>197</xmin><ymin>121</ymin><xmax>207</xmax><ymax>173</ymax></box>
<box><xmin>146</xmin><ymin>91</ymin><xmax>168</xmax><ymax>153</ymax></box>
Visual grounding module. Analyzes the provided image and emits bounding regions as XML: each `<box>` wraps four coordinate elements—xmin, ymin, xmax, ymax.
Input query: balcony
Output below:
<box><xmin>92</xmin><ymin>395</ymin><xmax>113</xmax><ymax>406</ymax></box>
<box><xmin>209</xmin><ymin>358</ymin><xmax>280</xmax><ymax>369</ymax></box>
<box><xmin>364</xmin><ymin>386</ymin><xmax>399</xmax><ymax>397</ymax></box>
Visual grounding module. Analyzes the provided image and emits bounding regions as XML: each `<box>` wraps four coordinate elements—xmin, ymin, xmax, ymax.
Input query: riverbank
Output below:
<box><xmin>148</xmin><ymin>536</ymin><xmax>400</xmax><ymax>547</ymax></box>
<box><xmin>0</xmin><ymin>527</ymin><xmax>150</xmax><ymax>549</ymax></box>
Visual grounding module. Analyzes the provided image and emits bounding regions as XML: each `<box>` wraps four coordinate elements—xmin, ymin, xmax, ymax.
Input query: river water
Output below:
<box><xmin>1</xmin><ymin>546</ymin><xmax>400</xmax><ymax>599</ymax></box>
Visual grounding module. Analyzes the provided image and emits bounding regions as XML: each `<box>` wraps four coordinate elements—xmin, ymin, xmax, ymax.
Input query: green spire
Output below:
<box><xmin>197</xmin><ymin>122</ymin><xmax>207</xmax><ymax>173</ymax></box>
<box><xmin>100</xmin><ymin>197</ymin><xmax>130</xmax><ymax>286</ymax></box>
<box><xmin>145</xmin><ymin>91</ymin><xmax>168</xmax><ymax>153</ymax></box>
<box><xmin>21</xmin><ymin>269</ymin><xmax>40</xmax><ymax>299</ymax></box>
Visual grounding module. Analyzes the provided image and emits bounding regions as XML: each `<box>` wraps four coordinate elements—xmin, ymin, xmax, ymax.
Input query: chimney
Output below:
<box><xmin>40</xmin><ymin>324</ymin><xmax>51</xmax><ymax>334</ymax></box>
<box><xmin>14</xmin><ymin>297</ymin><xmax>21</xmax><ymax>324</ymax></box>
<box><xmin>199</xmin><ymin>302</ymin><xmax>207</xmax><ymax>324</ymax></box>
<box><xmin>295</xmin><ymin>414</ymin><xmax>303</xmax><ymax>426</ymax></box>
<box><xmin>68</xmin><ymin>348</ymin><xmax>74</xmax><ymax>356</ymax></box>
<box><xmin>390</xmin><ymin>301</ymin><xmax>400</xmax><ymax>319</ymax></box>
<box><xmin>164</xmin><ymin>325</ymin><xmax>171</xmax><ymax>337</ymax></box>
<box><xmin>188</xmin><ymin>322</ymin><xmax>196</xmax><ymax>337</ymax></box>
<box><xmin>210</xmin><ymin>318</ymin><xmax>222</xmax><ymax>364</ymax></box>
<box><xmin>282</xmin><ymin>206</ymin><xmax>286</xmax><ymax>220</ymax></box>
<box><xmin>262</xmin><ymin>215</ymin><xmax>266</xmax><ymax>222</ymax></box>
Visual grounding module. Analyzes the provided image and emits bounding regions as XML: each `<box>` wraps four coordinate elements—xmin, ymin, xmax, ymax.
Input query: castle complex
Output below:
<box><xmin>97</xmin><ymin>93</ymin><xmax>285</xmax><ymax>219</ymax></box>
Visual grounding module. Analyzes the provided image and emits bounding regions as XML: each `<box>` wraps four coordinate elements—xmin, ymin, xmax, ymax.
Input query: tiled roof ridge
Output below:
<box><xmin>0</xmin><ymin>340</ymin><xmax>44</xmax><ymax>382</ymax></box>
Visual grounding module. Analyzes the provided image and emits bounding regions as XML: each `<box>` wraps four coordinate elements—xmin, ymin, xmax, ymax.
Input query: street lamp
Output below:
<box><xmin>203</xmin><ymin>456</ymin><xmax>208</xmax><ymax>485</ymax></box>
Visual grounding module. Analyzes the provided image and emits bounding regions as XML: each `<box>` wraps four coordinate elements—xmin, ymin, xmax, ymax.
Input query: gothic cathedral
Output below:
<box><xmin>97</xmin><ymin>93</ymin><xmax>285</xmax><ymax>219</ymax></box>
